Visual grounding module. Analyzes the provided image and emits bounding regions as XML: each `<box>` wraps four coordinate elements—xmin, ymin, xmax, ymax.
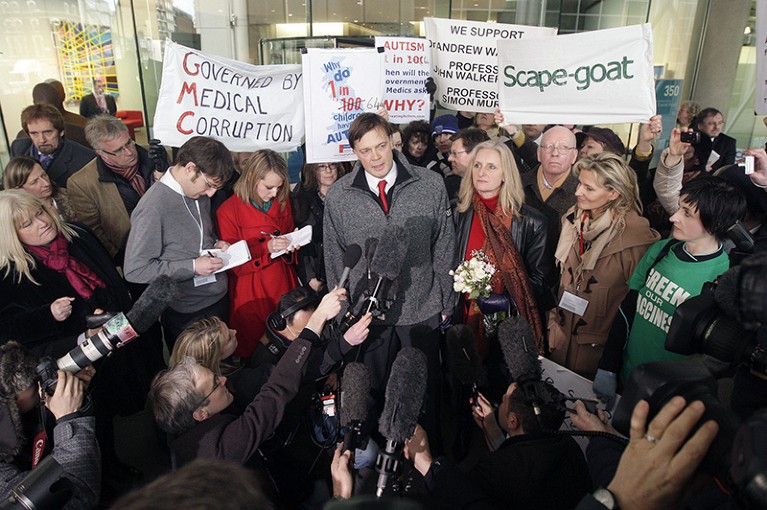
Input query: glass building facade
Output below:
<box><xmin>0</xmin><ymin>0</ymin><xmax>759</xmax><ymax>169</ymax></box>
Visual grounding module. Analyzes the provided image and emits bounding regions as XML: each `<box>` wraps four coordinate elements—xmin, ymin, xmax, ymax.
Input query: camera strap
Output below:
<box><xmin>31</xmin><ymin>399</ymin><xmax>49</xmax><ymax>468</ymax></box>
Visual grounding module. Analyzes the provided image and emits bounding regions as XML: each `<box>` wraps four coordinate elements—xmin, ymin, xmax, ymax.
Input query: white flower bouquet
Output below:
<box><xmin>449</xmin><ymin>250</ymin><xmax>496</xmax><ymax>300</ymax></box>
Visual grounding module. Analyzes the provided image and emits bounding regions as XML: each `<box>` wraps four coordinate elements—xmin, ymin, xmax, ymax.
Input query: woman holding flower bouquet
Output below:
<box><xmin>548</xmin><ymin>152</ymin><xmax>659</xmax><ymax>380</ymax></box>
<box><xmin>453</xmin><ymin>140</ymin><xmax>556</xmax><ymax>360</ymax></box>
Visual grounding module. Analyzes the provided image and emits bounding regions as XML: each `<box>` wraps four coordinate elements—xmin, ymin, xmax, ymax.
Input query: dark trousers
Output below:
<box><xmin>361</xmin><ymin>313</ymin><xmax>444</xmax><ymax>455</ymax></box>
<box><xmin>161</xmin><ymin>295</ymin><xmax>230</xmax><ymax>353</ymax></box>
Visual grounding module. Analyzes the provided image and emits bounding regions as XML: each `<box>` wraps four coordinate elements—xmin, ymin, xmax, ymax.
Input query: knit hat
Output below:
<box><xmin>583</xmin><ymin>127</ymin><xmax>626</xmax><ymax>156</ymax></box>
<box><xmin>431</xmin><ymin>115</ymin><xmax>459</xmax><ymax>138</ymax></box>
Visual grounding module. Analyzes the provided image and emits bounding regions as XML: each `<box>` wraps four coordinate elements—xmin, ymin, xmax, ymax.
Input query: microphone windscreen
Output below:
<box><xmin>370</xmin><ymin>225</ymin><xmax>407</xmax><ymax>280</ymax></box>
<box><xmin>498</xmin><ymin>315</ymin><xmax>541</xmax><ymax>383</ymax></box>
<box><xmin>446</xmin><ymin>325</ymin><xmax>481</xmax><ymax>385</ymax></box>
<box><xmin>379</xmin><ymin>347</ymin><xmax>427</xmax><ymax>443</ymax></box>
<box><xmin>126</xmin><ymin>275</ymin><xmax>177</xmax><ymax>333</ymax></box>
<box><xmin>340</xmin><ymin>362</ymin><xmax>370</xmax><ymax>426</ymax></box>
<box><xmin>342</xmin><ymin>244</ymin><xmax>363</xmax><ymax>269</ymax></box>
<box><xmin>365</xmin><ymin>238</ymin><xmax>379</xmax><ymax>264</ymax></box>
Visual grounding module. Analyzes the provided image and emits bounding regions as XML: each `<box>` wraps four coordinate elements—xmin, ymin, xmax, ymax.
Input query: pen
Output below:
<box><xmin>260</xmin><ymin>231</ymin><xmax>277</xmax><ymax>238</ymax></box>
<box><xmin>207</xmin><ymin>251</ymin><xmax>215</xmax><ymax>257</ymax></box>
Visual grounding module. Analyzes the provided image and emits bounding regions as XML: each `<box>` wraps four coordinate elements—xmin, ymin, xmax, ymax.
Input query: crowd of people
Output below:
<box><xmin>1</xmin><ymin>78</ymin><xmax>766</xmax><ymax>510</ymax></box>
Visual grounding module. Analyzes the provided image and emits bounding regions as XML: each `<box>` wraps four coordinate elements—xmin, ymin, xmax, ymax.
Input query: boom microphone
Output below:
<box><xmin>341</xmin><ymin>362</ymin><xmax>371</xmax><ymax>453</ymax></box>
<box><xmin>498</xmin><ymin>315</ymin><xmax>545</xmax><ymax>418</ymax></box>
<box><xmin>56</xmin><ymin>276</ymin><xmax>177</xmax><ymax>372</ymax></box>
<box><xmin>376</xmin><ymin>347</ymin><xmax>427</xmax><ymax>497</ymax></box>
<box><xmin>446</xmin><ymin>325</ymin><xmax>482</xmax><ymax>406</ymax></box>
<box><xmin>366</xmin><ymin>225</ymin><xmax>408</xmax><ymax>314</ymax></box>
<box><xmin>337</xmin><ymin>244</ymin><xmax>363</xmax><ymax>290</ymax></box>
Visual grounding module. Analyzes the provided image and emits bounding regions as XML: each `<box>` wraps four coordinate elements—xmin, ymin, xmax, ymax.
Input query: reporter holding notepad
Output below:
<box><xmin>217</xmin><ymin>149</ymin><xmax>300</xmax><ymax>360</ymax></box>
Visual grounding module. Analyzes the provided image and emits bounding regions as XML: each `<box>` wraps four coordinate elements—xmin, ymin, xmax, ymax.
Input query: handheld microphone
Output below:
<box><xmin>375</xmin><ymin>347</ymin><xmax>427</xmax><ymax>498</ymax></box>
<box><xmin>341</xmin><ymin>362</ymin><xmax>371</xmax><ymax>454</ymax></box>
<box><xmin>365</xmin><ymin>238</ymin><xmax>379</xmax><ymax>280</ymax></box>
<box><xmin>56</xmin><ymin>276</ymin><xmax>177</xmax><ymax>372</ymax></box>
<box><xmin>498</xmin><ymin>315</ymin><xmax>546</xmax><ymax>418</ymax></box>
<box><xmin>446</xmin><ymin>325</ymin><xmax>482</xmax><ymax>407</ymax></box>
<box><xmin>366</xmin><ymin>225</ymin><xmax>407</xmax><ymax>315</ymax></box>
<box><xmin>337</xmin><ymin>244</ymin><xmax>362</xmax><ymax>290</ymax></box>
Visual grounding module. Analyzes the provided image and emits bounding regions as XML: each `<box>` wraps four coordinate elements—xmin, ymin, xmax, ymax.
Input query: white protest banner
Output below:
<box><xmin>424</xmin><ymin>17</ymin><xmax>556</xmax><ymax>113</ymax></box>
<box><xmin>302</xmin><ymin>48</ymin><xmax>385</xmax><ymax>163</ymax></box>
<box><xmin>153</xmin><ymin>40</ymin><xmax>303</xmax><ymax>151</ymax></box>
<box><xmin>374</xmin><ymin>36</ymin><xmax>430</xmax><ymax>123</ymax></box>
<box><xmin>498</xmin><ymin>24</ymin><xmax>656</xmax><ymax>125</ymax></box>
<box><xmin>756</xmin><ymin>0</ymin><xmax>767</xmax><ymax>114</ymax></box>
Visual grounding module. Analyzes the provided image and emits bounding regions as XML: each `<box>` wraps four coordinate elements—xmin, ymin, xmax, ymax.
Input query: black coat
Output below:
<box><xmin>79</xmin><ymin>93</ymin><xmax>117</xmax><ymax>118</ymax></box>
<box><xmin>425</xmin><ymin>434</ymin><xmax>593</xmax><ymax>510</ymax></box>
<box><xmin>291</xmin><ymin>185</ymin><xmax>326</xmax><ymax>285</ymax></box>
<box><xmin>10</xmin><ymin>137</ymin><xmax>96</xmax><ymax>188</ymax></box>
<box><xmin>0</xmin><ymin>225</ymin><xmax>164</xmax><ymax>413</ymax></box>
<box><xmin>454</xmin><ymin>203</ymin><xmax>557</xmax><ymax>317</ymax></box>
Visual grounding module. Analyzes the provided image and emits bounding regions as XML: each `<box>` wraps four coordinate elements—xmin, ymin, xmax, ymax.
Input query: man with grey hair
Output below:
<box><xmin>0</xmin><ymin>341</ymin><xmax>100</xmax><ymax>509</ymax></box>
<box><xmin>67</xmin><ymin>114</ymin><xmax>167</xmax><ymax>262</ymax></box>
<box><xmin>520</xmin><ymin>125</ymin><xmax>580</xmax><ymax>249</ymax></box>
<box><xmin>149</xmin><ymin>288</ymin><xmax>345</xmax><ymax>468</ymax></box>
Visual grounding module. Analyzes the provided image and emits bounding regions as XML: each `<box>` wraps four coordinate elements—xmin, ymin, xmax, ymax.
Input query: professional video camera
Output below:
<box><xmin>613</xmin><ymin>253</ymin><xmax>767</xmax><ymax>509</ymax></box>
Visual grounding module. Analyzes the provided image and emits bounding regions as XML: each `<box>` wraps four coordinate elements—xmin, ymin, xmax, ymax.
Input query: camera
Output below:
<box><xmin>34</xmin><ymin>357</ymin><xmax>59</xmax><ymax>397</ymax></box>
<box><xmin>680</xmin><ymin>130</ymin><xmax>701</xmax><ymax>144</ymax></box>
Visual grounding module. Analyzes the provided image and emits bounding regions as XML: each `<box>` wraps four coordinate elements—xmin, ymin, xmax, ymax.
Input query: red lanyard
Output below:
<box><xmin>578</xmin><ymin>212</ymin><xmax>589</xmax><ymax>256</ymax></box>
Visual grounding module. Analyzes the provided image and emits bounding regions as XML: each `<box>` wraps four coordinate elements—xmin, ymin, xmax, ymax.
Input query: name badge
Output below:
<box><xmin>193</xmin><ymin>274</ymin><xmax>217</xmax><ymax>287</ymax></box>
<box><xmin>559</xmin><ymin>289</ymin><xmax>589</xmax><ymax>316</ymax></box>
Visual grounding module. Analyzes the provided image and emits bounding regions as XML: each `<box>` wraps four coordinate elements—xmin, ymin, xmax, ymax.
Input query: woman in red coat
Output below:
<box><xmin>217</xmin><ymin>150</ymin><xmax>299</xmax><ymax>358</ymax></box>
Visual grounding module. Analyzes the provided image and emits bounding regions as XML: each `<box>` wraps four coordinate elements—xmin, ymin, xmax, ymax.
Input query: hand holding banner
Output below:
<box><xmin>497</xmin><ymin>24</ymin><xmax>656</xmax><ymax>125</ymax></box>
<box><xmin>153</xmin><ymin>41</ymin><xmax>304</xmax><ymax>151</ymax></box>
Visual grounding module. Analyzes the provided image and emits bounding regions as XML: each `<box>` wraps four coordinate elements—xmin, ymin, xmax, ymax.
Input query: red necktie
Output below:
<box><xmin>378</xmin><ymin>180</ymin><xmax>389</xmax><ymax>214</ymax></box>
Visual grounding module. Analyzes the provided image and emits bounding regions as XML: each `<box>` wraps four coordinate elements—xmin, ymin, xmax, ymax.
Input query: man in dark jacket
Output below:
<box><xmin>696</xmin><ymin>107</ymin><xmax>736</xmax><ymax>172</ymax></box>
<box><xmin>79</xmin><ymin>77</ymin><xmax>117</xmax><ymax>118</ymax></box>
<box><xmin>403</xmin><ymin>381</ymin><xmax>592</xmax><ymax>510</ymax></box>
<box><xmin>149</xmin><ymin>288</ymin><xmax>345</xmax><ymax>469</ymax></box>
<box><xmin>0</xmin><ymin>341</ymin><xmax>100</xmax><ymax>510</ymax></box>
<box><xmin>10</xmin><ymin>104</ymin><xmax>95</xmax><ymax>188</ymax></box>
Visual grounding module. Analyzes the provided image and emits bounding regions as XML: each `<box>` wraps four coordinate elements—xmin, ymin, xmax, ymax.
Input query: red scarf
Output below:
<box><xmin>107</xmin><ymin>162</ymin><xmax>146</xmax><ymax>197</ymax></box>
<box><xmin>26</xmin><ymin>234</ymin><xmax>106</xmax><ymax>299</ymax></box>
<box><xmin>471</xmin><ymin>194</ymin><xmax>545</xmax><ymax>353</ymax></box>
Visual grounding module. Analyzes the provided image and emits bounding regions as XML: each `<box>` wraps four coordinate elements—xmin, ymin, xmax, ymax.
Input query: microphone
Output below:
<box><xmin>365</xmin><ymin>238</ymin><xmax>379</xmax><ymax>279</ymax></box>
<box><xmin>497</xmin><ymin>315</ymin><xmax>546</xmax><ymax>418</ymax></box>
<box><xmin>366</xmin><ymin>225</ymin><xmax>407</xmax><ymax>315</ymax></box>
<box><xmin>337</xmin><ymin>244</ymin><xmax>362</xmax><ymax>290</ymax></box>
<box><xmin>445</xmin><ymin>325</ymin><xmax>482</xmax><ymax>406</ymax></box>
<box><xmin>375</xmin><ymin>347</ymin><xmax>427</xmax><ymax>497</ymax></box>
<box><xmin>341</xmin><ymin>362</ymin><xmax>371</xmax><ymax>453</ymax></box>
<box><xmin>56</xmin><ymin>276</ymin><xmax>177</xmax><ymax>372</ymax></box>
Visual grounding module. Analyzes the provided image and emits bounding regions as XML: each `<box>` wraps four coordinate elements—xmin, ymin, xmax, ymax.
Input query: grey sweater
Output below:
<box><xmin>124</xmin><ymin>178</ymin><xmax>227</xmax><ymax>313</ymax></box>
<box><xmin>323</xmin><ymin>151</ymin><xmax>456</xmax><ymax>326</ymax></box>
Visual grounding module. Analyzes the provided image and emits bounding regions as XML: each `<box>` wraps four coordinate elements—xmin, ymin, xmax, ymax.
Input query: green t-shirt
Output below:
<box><xmin>621</xmin><ymin>239</ymin><xmax>729</xmax><ymax>383</ymax></box>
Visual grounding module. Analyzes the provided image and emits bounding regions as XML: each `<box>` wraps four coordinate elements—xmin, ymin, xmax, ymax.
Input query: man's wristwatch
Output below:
<box><xmin>592</xmin><ymin>488</ymin><xmax>618</xmax><ymax>509</ymax></box>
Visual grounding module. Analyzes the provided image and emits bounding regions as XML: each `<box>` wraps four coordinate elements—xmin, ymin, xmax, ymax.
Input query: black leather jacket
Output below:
<box><xmin>453</xmin><ymin>203</ymin><xmax>557</xmax><ymax>319</ymax></box>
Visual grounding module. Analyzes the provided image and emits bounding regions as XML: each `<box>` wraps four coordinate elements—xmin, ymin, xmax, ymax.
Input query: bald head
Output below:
<box><xmin>538</xmin><ymin>126</ymin><xmax>578</xmax><ymax>181</ymax></box>
<box><xmin>32</xmin><ymin>83</ymin><xmax>65</xmax><ymax>112</ymax></box>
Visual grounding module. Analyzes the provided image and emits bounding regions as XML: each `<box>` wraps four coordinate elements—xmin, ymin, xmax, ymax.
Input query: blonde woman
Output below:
<box><xmin>453</xmin><ymin>140</ymin><xmax>555</xmax><ymax>360</ymax></box>
<box><xmin>169</xmin><ymin>316</ymin><xmax>270</xmax><ymax>413</ymax></box>
<box><xmin>548</xmin><ymin>152</ymin><xmax>659</xmax><ymax>380</ymax></box>
<box><xmin>216</xmin><ymin>149</ymin><xmax>299</xmax><ymax>359</ymax></box>
<box><xmin>3</xmin><ymin>156</ymin><xmax>75</xmax><ymax>221</ymax></box>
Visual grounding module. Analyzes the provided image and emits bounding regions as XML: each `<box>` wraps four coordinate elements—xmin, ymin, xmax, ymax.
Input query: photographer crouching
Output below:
<box><xmin>0</xmin><ymin>341</ymin><xmax>99</xmax><ymax>509</ymax></box>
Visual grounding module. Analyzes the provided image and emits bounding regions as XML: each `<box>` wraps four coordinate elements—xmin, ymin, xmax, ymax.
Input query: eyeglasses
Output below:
<box><xmin>200</xmin><ymin>172</ymin><xmax>225</xmax><ymax>190</ymax></box>
<box><xmin>317</xmin><ymin>164</ymin><xmax>338</xmax><ymax>173</ymax></box>
<box><xmin>541</xmin><ymin>144</ymin><xmax>576</xmax><ymax>154</ymax></box>
<box><xmin>449</xmin><ymin>150</ymin><xmax>467</xmax><ymax>157</ymax></box>
<box><xmin>98</xmin><ymin>138</ymin><xmax>135</xmax><ymax>157</ymax></box>
<box><xmin>202</xmin><ymin>375</ymin><xmax>221</xmax><ymax>402</ymax></box>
